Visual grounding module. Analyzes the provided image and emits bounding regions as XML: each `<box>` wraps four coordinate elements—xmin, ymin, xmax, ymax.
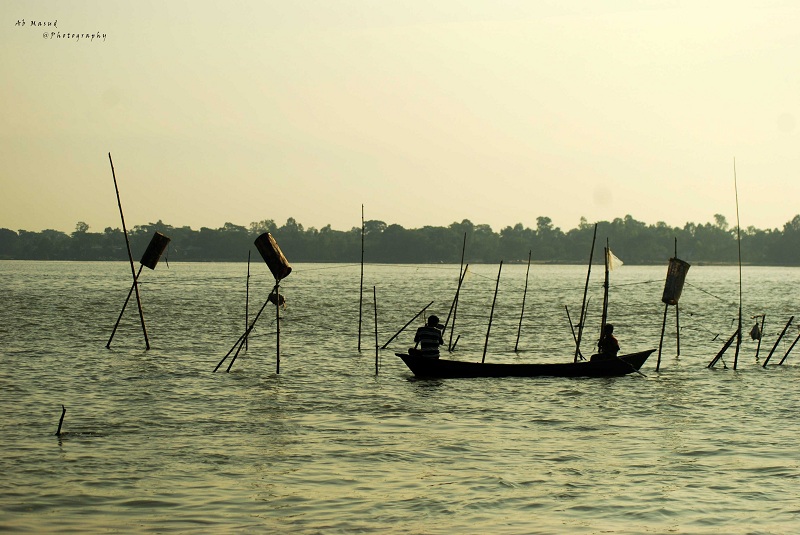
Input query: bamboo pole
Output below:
<box><xmin>108</xmin><ymin>153</ymin><xmax>149</xmax><ymax>350</ymax></box>
<box><xmin>515</xmin><ymin>250</ymin><xmax>532</xmax><ymax>352</ymax></box>
<box><xmin>565</xmin><ymin>305</ymin><xmax>584</xmax><ymax>360</ymax></box>
<box><xmin>600</xmin><ymin>240</ymin><xmax>610</xmax><ymax>339</ymax></box>
<box><xmin>763</xmin><ymin>316</ymin><xmax>794</xmax><ymax>367</ymax></box>
<box><xmin>575</xmin><ymin>224</ymin><xmax>597</xmax><ymax>362</ymax></box>
<box><xmin>656</xmin><ymin>303</ymin><xmax>668</xmax><ymax>371</ymax></box>
<box><xmin>482</xmin><ymin>261</ymin><xmax>503</xmax><ymax>364</ymax></box>
<box><xmin>444</xmin><ymin>234</ymin><xmax>466</xmax><ymax>331</ymax></box>
<box><xmin>708</xmin><ymin>329</ymin><xmax>739</xmax><ymax>369</ymax></box>
<box><xmin>373</xmin><ymin>286</ymin><xmax>379</xmax><ymax>375</ymax></box>
<box><xmin>675</xmin><ymin>238</ymin><xmax>681</xmax><ymax>357</ymax></box>
<box><xmin>245</xmin><ymin>251</ymin><xmax>251</xmax><ymax>351</ymax></box>
<box><xmin>381</xmin><ymin>300</ymin><xmax>434</xmax><ymax>349</ymax></box>
<box><xmin>753</xmin><ymin>315</ymin><xmax>766</xmax><ymax>361</ymax></box>
<box><xmin>275</xmin><ymin>280</ymin><xmax>281</xmax><ymax>374</ymax></box>
<box><xmin>733</xmin><ymin>159</ymin><xmax>742</xmax><ymax>370</ymax></box>
<box><xmin>446</xmin><ymin>264</ymin><xmax>469</xmax><ymax>351</ymax></box>
<box><xmin>106</xmin><ymin>264</ymin><xmax>144</xmax><ymax>348</ymax></box>
<box><xmin>777</xmin><ymin>331</ymin><xmax>800</xmax><ymax>365</ymax></box>
<box><xmin>358</xmin><ymin>205</ymin><xmax>364</xmax><ymax>351</ymax></box>
<box><xmin>215</xmin><ymin>285</ymin><xmax>278</xmax><ymax>372</ymax></box>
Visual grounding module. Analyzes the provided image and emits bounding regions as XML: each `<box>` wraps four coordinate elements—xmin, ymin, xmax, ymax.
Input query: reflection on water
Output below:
<box><xmin>1</xmin><ymin>260</ymin><xmax>799</xmax><ymax>533</ymax></box>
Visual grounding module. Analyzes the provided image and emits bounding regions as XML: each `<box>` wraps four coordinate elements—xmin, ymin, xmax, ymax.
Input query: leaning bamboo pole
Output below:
<box><xmin>108</xmin><ymin>152</ymin><xmax>149</xmax><ymax>350</ymax></box>
<box><xmin>482</xmin><ymin>261</ymin><xmax>503</xmax><ymax>364</ymax></box>
<box><xmin>514</xmin><ymin>250</ymin><xmax>532</xmax><ymax>352</ymax></box>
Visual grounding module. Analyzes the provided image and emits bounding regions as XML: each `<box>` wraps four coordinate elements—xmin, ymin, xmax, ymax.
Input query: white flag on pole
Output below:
<box><xmin>607</xmin><ymin>249</ymin><xmax>624</xmax><ymax>270</ymax></box>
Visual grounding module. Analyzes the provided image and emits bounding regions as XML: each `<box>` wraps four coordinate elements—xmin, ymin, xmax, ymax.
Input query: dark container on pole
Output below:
<box><xmin>254</xmin><ymin>233</ymin><xmax>292</xmax><ymax>280</ymax></box>
<box><xmin>140</xmin><ymin>232</ymin><xmax>171</xmax><ymax>270</ymax></box>
<box><xmin>662</xmin><ymin>257</ymin><xmax>691</xmax><ymax>305</ymax></box>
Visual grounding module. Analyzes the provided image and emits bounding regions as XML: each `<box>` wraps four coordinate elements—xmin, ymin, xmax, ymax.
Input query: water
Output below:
<box><xmin>1</xmin><ymin>260</ymin><xmax>799</xmax><ymax>533</ymax></box>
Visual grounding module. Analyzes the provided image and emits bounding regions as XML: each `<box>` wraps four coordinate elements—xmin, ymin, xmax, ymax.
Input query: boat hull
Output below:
<box><xmin>396</xmin><ymin>349</ymin><xmax>655</xmax><ymax>379</ymax></box>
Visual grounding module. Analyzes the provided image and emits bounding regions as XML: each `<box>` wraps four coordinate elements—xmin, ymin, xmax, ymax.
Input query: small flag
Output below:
<box><xmin>607</xmin><ymin>249</ymin><xmax>624</xmax><ymax>270</ymax></box>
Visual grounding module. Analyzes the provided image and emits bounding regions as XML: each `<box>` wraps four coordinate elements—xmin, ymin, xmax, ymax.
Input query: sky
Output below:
<box><xmin>2</xmin><ymin>0</ymin><xmax>799</xmax><ymax>235</ymax></box>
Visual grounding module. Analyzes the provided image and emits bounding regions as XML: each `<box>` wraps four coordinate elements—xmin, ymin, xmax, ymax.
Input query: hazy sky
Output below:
<box><xmin>2</xmin><ymin>1</ymin><xmax>798</xmax><ymax>234</ymax></box>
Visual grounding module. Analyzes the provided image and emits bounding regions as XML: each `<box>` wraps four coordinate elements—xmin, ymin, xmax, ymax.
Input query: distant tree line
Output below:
<box><xmin>2</xmin><ymin>213</ymin><xmax>800</xmax><ymax>265</ymax></box>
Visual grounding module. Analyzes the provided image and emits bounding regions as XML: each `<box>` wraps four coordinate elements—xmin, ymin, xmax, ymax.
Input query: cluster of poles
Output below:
<box><xmin>105</xmin><ymin>157</ymin><xmax>798</xmax><ymax>377</ymax></box>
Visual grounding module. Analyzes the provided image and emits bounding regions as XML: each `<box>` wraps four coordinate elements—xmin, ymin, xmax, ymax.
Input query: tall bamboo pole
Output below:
<box><xmin>482</xmin><ymin>261</ymin><xmax>503</xmax><ymax>364</ymax></box>
<box><xmin>275</xmin><ymin>280</ymin><xmax>281</xmax><ymax>374</ymax></box>
<box><xmin>373</xmin><ymin>286</ymin><xmax>379</xmax><ymax>375</ymax></box>
<box><xmin>445</xmin><ymin>233</ymin><xmax>467</xmax><ymax>348</ymax></box>
<box><xmin>358</xmin><ymin>205</ymin><xmax>364</xmax><ymax>351</ymax></box>
<box><xmin>575</xmin><ymin>224</ymin><xmax>597</xmax><ymax>362</ymax></box>
<box><xmin>108</xmin><ymin>153</ymin><xmax>149</xmax><ymax>350</ymax></box>
<box><xmin>245</xmin><ymin>251</ymin><xmax>251</xmax><ymax>351</ymax></box>
<box><xmin>675</xmin><ymin>238</ymin><xmax>681</xmax><ymax>356</ymax></box>
<box><xmin>515</xmin><ymin>250</ymin><xmax>532</xmax><ymax>352</ymax></box>
<box><xmin>733</xmin><ymin>159</ymin><xmax>742</xmax><ymax>370</ymax></box>
<box><xmin>445</xmin><ymin>264</ymin><xmax>469</xmax><ymax>351</ymax></box>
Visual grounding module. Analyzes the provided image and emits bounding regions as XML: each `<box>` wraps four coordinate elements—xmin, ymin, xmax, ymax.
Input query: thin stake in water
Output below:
<box><xmin>55</xmin><ymin>405</ymin><xmax>66</xmax><ymax>436</ymax></box>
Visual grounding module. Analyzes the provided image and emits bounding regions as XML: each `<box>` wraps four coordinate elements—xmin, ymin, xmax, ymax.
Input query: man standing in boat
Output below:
<box><xmin>593</xmin><ymin>323</ymin><xmax>620</xmax><ymax>360</ymax></box>
<box><xmin>412</xmin><ymin>315</ymin><xmax>444</xmax><ymax>359</ymax></box>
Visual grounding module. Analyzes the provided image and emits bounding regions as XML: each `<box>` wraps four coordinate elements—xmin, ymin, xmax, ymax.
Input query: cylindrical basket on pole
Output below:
<box><xmin>657</xmin><ymin>256</ymin><xmax>691</xmax><ymax>371</ymax></box>
<box><xmin>254</xmin><ymin>233</ymin><xmax>292</xmax><ymax>374</ymax></box>
<box><xmin>661</xmin><ymin>257</ymin><xmax>691</xmax><ymax>306</ymax></box>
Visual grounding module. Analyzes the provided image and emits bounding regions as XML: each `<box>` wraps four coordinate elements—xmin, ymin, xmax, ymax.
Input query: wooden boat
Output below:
<box><xmin>396</xmin><ymin>349</ymin><xmax>655</xmax><ymax>379</ymax></box>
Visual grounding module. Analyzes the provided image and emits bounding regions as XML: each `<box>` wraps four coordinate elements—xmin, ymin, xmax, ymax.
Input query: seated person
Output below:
<box><xmin>410</xmin><ymin>315</ymin><xmax>444</xmax><ymax>358</ymax></box>
<box><xmin>592</xmin><ymin>323</ymin><xmax>620</xmax><ymax>361</ymax></box>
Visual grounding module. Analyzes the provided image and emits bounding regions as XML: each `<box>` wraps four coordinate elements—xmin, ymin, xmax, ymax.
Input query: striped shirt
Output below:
<box><xmin>414</xmin><ymin>325</ymin><xmax>444</xmax><ymax>358</ymax></box>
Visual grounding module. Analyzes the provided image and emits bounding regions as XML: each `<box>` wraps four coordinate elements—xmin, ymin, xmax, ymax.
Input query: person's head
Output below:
<box><xmin>604</xmin><ymin>323</ymin><xmax>614</xmax><ymax>334</ymax></box>
<box><xmin>427</xmin><ymin>315</ymin><xmax>440</xmax><ymax>327</ymax></box>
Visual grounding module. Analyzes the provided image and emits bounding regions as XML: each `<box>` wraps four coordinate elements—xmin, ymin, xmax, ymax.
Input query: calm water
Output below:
<box><xmin>1</xmin><ymin>260</ymin><xmax>799</xmax><ymax>534</ymax></box>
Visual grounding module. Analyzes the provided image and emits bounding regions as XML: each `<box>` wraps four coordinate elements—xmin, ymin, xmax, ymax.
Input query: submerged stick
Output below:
<box><xmin>381</xmin><ymin>300</ymin><xmax>434</xmax><ymax>349</ymax></box>
<box><xmin>55</xmin><ymin>405</ymin><xmax>66</xmax><ymax>436</ymax></box>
